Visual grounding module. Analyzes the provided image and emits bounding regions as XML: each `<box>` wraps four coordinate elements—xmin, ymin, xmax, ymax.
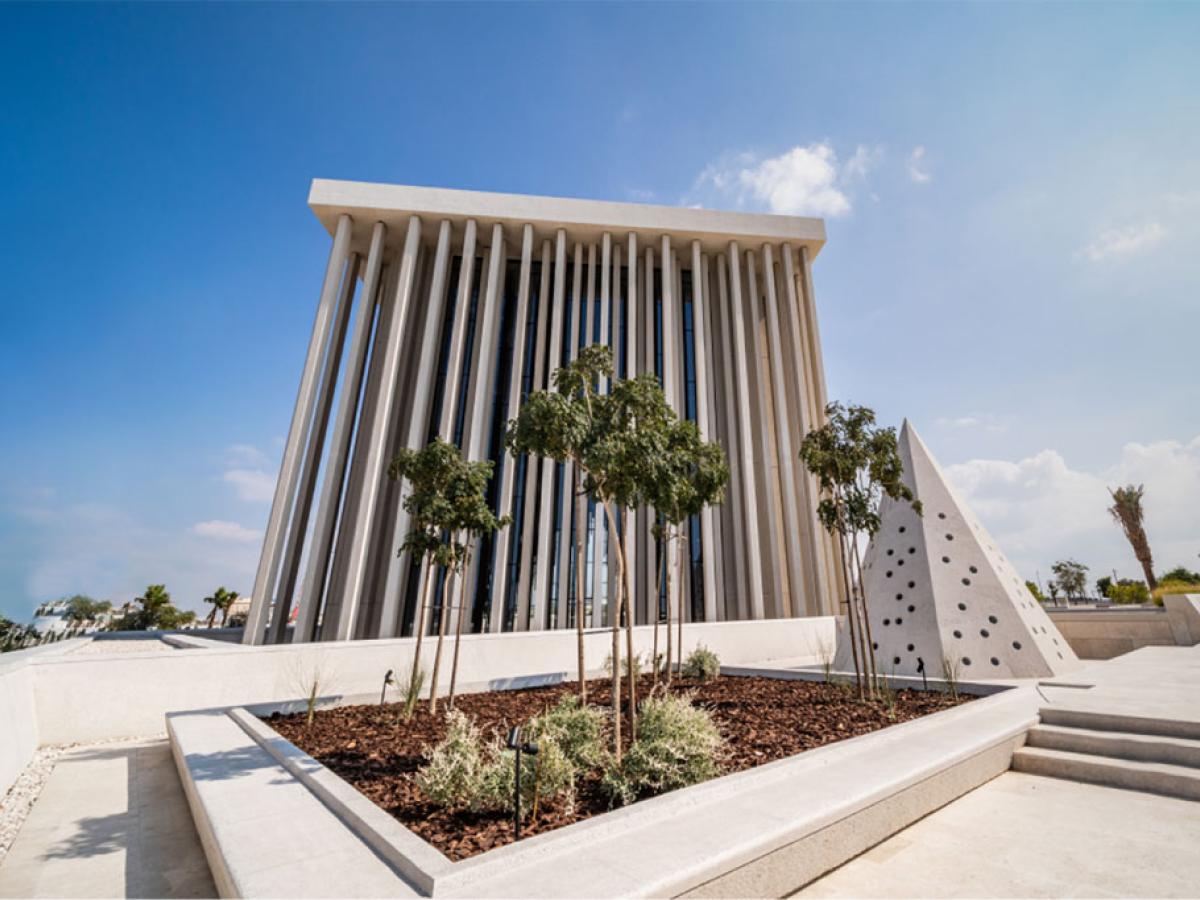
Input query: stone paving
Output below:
<box><xmin>0</xmin><ymin>739</ymin><xmax>215</xmax><ymax>899</ymax></box>
<box><xmin>794</xmin><ymin>771</ymin><xmax>1200</xmax><ymax>898</ymax></box>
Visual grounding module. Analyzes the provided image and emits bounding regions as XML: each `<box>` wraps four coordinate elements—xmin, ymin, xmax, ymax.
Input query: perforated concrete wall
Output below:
<box><xmin>851</xmin><ymin>423</ymin><xmax>1079</xmax><ymax>680</ymax></box>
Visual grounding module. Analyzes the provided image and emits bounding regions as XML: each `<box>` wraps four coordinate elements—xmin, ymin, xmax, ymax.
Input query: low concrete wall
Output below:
<box><xmin>1163</xmin><ymin>594</ymin><xmax>1200</xmax><ymax>646</ymax></box>
<box><xmin>1046</xmin><ymin>607</ymin><xmax>1178</xmax><ymax>659</ymax></box>
<box><xmin>28</xmin><ymin>617</ymin><xmax>836</xmax><ymax>746</ymax></box>
<box><xmin>0</xmin><ymin>640</ymin><xmax>90</xmax><ymax>796</ymax></box>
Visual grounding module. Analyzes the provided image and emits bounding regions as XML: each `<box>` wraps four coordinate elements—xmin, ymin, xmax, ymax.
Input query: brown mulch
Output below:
<box><xmin>267</xmin><ymin>676</ymin><xmax>970</xmax><ymax>861</ymax></box>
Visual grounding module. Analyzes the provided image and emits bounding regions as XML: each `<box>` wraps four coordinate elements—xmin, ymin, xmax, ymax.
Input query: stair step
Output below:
<box><xmin>1012</xmin><ymin>746</ymin><xmax>1200</xmax><ymax>801</ymax></box>
<box><xmin>1027</xmin><ymin>724</ymin><xmax>1200</xmax><ymax>769</ymax></box>
<box><xmin>1039</xmin><ymin>706</ymin><xmax>1200</xmax><ymax>741</ymax></box>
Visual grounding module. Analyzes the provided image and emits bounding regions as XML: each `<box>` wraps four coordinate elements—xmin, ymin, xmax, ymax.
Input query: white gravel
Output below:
<box><xmin>0</xmin><ymin>733</ymin><xmax>166</xmax><ymax>865</ymax></box>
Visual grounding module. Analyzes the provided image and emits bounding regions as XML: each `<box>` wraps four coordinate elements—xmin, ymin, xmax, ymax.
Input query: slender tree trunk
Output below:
<box><xmin>664</xmin><ymin>532</ymin><xmax>673</xmax><ymax>686</ymax></box>
<box><xmin>206</xmin><ymin>608</ymin><xmax>217</xmax><ymax>629</ymax></box>
<box><xmin>836</xmin><ymin>527</ymin><xmax>863</xmax><ymax>698</ymax></box>
<box><xmin>220</xmin><ymin>607</ymin><xmax>229</xmax><ymax>627</ymax></box>
<box><xmin>677</xmin><ymin>533</ymin><xmax>685</xmax><ymax>677</ymax></box>
<box><xmin>409</xmin><ymin>559</ymin><xmax>435</xmax><ymax>701</ymax></box>
<box><xmin>428</xmin><ymin>569</ymin><xmax>452</xmax><ymax>716</ymax></box>
<box><xmin>602</xmin><ymin>502</ymin><xmax>636</xmax><ymax>744</ymax></box>
<box><xmin>850</xmin><ymin>536</ymin><xmax>878</xmax><ymax>693</ymax></box>
<box><xmin>575</xmin><ymin>475</ymin><xmax>588</xmax><ymax>702</ymax></box>
<box><xmin>448</xmin><ymin>549</ymin><xmax>472</xmax><ymax>709</ymax></box>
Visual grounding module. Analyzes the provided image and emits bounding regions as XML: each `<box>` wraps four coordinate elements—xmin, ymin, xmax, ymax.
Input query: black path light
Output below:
<box><xmin>506</xmin><ymin>726</ymin><xmax>539</xmax><ymax>841</ymax></box>
<box><xmin>916</xmin><ymin>657</ymin><xmax>928</xmax><ymax>690</ymax></box>
<box><xmin>380</xmin><ymin>669</ymin><xmax>395</xmax><ymax>705</ymax></box>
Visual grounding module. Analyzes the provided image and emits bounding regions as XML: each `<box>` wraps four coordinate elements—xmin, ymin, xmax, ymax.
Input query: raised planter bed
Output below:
<box><xmin>266</xmin><ymin>676</ymin><xmax>970</xmax><ymax>860</ymax></box>
<box><xmin>170</xmin><ymin>668</ymin><xmax>1040</xmax><ymax>897</ymax></box>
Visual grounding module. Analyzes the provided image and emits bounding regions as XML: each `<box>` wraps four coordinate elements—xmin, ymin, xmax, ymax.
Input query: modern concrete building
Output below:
<box><xmin>243</xmin><ymin>180</ymin><xmax>845</xmax><ymax>645</ymax></box>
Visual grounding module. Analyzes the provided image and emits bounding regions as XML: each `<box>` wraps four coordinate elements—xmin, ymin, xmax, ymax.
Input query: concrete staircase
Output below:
<box><xmin>1013</xmin><ymin>705</ymin><xmax>1200</xmax><ymax>801</ymax></box>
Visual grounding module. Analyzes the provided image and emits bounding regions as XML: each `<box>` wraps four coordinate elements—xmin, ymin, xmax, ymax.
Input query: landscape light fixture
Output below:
<box><xmin>916</xmin><ymin>657</ymin><xmax>927</xmax><ymax>691</ymax></box>
<box><xmin>380</xmin><ymin>669</ymin><xmax>395</xmax><ymax>705</ymax></box>
<box><xmin>505</xmin><ymin>726</ymin><xmax>539</xmax><ymax>841</ymax></box>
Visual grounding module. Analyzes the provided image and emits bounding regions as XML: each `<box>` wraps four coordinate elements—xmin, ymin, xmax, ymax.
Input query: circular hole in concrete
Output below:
<box><xmin>887</xmin><ymin>549</ymin><xmax>894</xmax><ymax>556</ymax></box>
<box><xmin>946</xmin><ymin>534</ymin><xmax>954</xmax><ymax>541</ymax></box>
<box><xmin>991</xmin><ymin>657</ymin><xmax>1000</xmax><ymax>666</ymax></box>
<box><xmin>898</xmin><ymin>559</ymin><xmax>905</xmax><ymax>567</ymax></box>
<box><xmin>908</xmin><ymin>547</ymin><xmax>916</xmax><ymax>554</ymax></box>
<box><xmin>1012</xmin><ymin>641</ymin><xmax>1022</xmax><ymax>650</ymax></box>
<box><xmin>980</xmin><ymin>628</ymin><xmax>990</xmax><ymax>638</ymax></box>
<box><xmin>872</xmin><ymin>642</ymin><xmax>879</xmax><ymax>650</ymax></box>
<box><xmin>883</xmin><ymin>618</ymin><xmax>891</xmax><ymax>626</ymax></box>
<box><xmin>893</xmin><ymin>656</ymin><xmax>901</xmax><ymax>666</ymax></box>
<box><xmin>896</xmin><ymin>617</ymin><xmax>904</xmax><ymax>625</ymax></box>
<box><xmin>958</xmin><ymin>602</ymin><xmax>967</xmax><ymax>611</ymax></box>
<box><xmin>962</xmin><ymin>577</ymin><xmax>971</xmax><ymax>586</ymax></box>
<box><xmin>899</xmin><ymin>526</ymin><xmax>906</xmax><ymax>533</ymax></box>
<box><xmin>942</xmin><ymin>556</ymin><xmax>951</xmax><ymax>564</ymax></box>
<box><xmin>988</xmin><ymin>615</ymin><xmax>998</xmax><ymax>624</ymax></box>
<box><xmin>962</xmin><ymin>657</ymin><xmax>972</xmax><ymax>666</ymax></box>
<box><xmin>938</xmin><ymin>512</ymin><xmax>946</xmax><ymax>520</ymax></box>
<box><xmin>906</xmin><ymin>643</ymin><xmax>915</xmax><ymax>652</ymax></box>
<box><xmin>953</xmin><ymin>630</ymin><xmax>963</xmax><ymax>638</ymax></box>
<box><xmin>1057</xmin><ymin>652</ymin><xmax>1064</xmax><ymax>659</ymax></box>
<box><xmin>908</xmin><ymin>581</ymin><xmax>916</xmax><ymax>589</ymax></box>
<box><xmin>907</xmin><ymin>605</ymin><xmax>915</xmax><ymax>612</ymax></box>
<box><xmin>896</xmin><ymin>593</ymin><xmax>904</xmax><ymax>601</ymax></box>
<box><xmin>886</xmin><ymin>570</ymin><xmax>893</xmax><ymax>578</ymax></box>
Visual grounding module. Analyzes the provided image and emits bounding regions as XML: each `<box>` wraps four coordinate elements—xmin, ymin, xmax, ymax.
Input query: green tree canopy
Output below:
<box><xmin>1050</xmin><ymin>559</ymin><xmax>1089</xmax><ymax>600</ymax></box>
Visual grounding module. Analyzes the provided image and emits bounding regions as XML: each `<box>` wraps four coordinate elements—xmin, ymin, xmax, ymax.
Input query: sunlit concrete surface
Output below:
<box><xmin>794</xmin><ymin>772</ymin><xmax>1200</xmax><ymax>899</ymax></box>
<box><xmin>0</xmin><ymin>739</ymin><xmax>215</xmax><ymax>899</ymax></box>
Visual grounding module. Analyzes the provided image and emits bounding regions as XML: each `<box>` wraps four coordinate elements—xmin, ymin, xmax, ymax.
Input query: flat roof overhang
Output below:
<box><xmin>308</xmin><ymin>178</ymin><xmax>827</xmax><ymax>260</ymax></box>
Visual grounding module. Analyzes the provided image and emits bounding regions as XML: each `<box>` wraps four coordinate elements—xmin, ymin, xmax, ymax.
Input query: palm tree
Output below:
<box><xmin>1108</xmin><ymin>485</ymin><xmax>1157</xmax><ymax>590</ymax></box>
<box><xmin>203</xmin><ymin>587</ymin><xmax>238</xmax><ymax>628</ymax></box>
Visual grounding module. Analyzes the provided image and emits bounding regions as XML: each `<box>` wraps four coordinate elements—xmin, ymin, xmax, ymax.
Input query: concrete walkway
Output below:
<box><xmin>0</xmin><ymin>739</ymin><xmax>215</xmax><ymax>899</ymax></box>
<box><xmin>795</xmin><ymin>771</ymin><xmax>1200</xmax><ymax>898</ymax></box>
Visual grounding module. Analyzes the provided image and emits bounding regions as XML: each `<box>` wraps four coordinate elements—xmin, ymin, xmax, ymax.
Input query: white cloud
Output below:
<box><xmin>191</xmin><ymin>520</ymin><xmax>262</xmax><ymax>543</ymax></box>
<box><xmin>688</xmin><ymin>142</ymin><xmax>881</xmax><ymax>218</ymax></box>
<box><xmin>226</xmin><ymin>443</ymin><xmax>269</xmax><ymax>467</ymax></box>
<box><xmin>935</xmin><ymin>413</ymin><xmax>1007</xmax><ymax>434</ymax></box>
<box><xmin>223</xmin><ymin>468</ymin><xmax>276</xmax><ymax>503</ymax></box>
<box><xmin>1079</xmin><ymin>222</ymin><xmax>1166</xmax><ymax>262</ymax></box>
<box><xmin>906</xmin><ymin>145</ymin><xmax>932</xmax><ymax>184</ymax></box>
<box><xmin>944</xmin><ymin>435</ymin><xmax>1200</xmax><ymax>586</ymax></box>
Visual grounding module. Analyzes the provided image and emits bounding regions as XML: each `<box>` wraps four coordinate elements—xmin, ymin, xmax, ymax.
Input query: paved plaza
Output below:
<box><xmin>0</xmin><ymin>740</ymin><xmax>214</xmax><ymax>899</ymax></box>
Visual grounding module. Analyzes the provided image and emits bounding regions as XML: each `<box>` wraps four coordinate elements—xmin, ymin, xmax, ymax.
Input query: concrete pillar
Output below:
<box><xmin>555</xmin><ymin>243</ymin><xmax>584</xmax><ymax>628</ymax></box>
<box><xmin>515</xmin><ymin>239</ymin><xmax>554</xmax><ymax>630</ymax></box>
<box><xmin>691</xmin><ymin>242</ymin><xmax>719</xmax><ymax>623</ymax></box>
<box><xmin>713</xmin><ymin>253</ymin><xmax>745</xmax><ymax>619</ymax></box>
<box><xmin>266</xmin><ymin>250</ymin><xmax>361</xmax><ymax>643</ymax></box>
<box><xmin>377</xmin><ymin>220</ymin><xmax>455</xmax><ymax>637</ymax></box>
<box><xmin>244</xmin><ymin>213</ymin><xmax>353</xmax><ymax>644</ymax></box>
<box><xmin>760</xmin><ymin>244</ymin><xmax>810</xmax><ymax>618</ymax></box>
<box><xmin>293</xmin><ymin>226</ymin><xmax>387</xmax><ymax>643</ymax></box>
<box><xmin>726</xmin><ymin>243</ymin><xmax>766</xmax><ymax>620</ymax></box>
<box><xmin>330</xmin><ymin>216</ymin><xmax>423</xmax><ymax>641</ymax></box>
<box><xmin>488</xmin><ymin>224</ymin><xmax>535</xmax><ymax>633</ymax></box>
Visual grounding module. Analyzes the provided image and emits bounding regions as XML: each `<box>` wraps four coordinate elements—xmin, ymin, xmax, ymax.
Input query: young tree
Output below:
<box><xmin>799</xmin><ymin>403</ymin><xmax>920</xmax><ymax>699</ymax></box>
<box><xmin>1050</xmin><ymin>559</ymin><xmax>1089</xmax><ymax>603</ymax></box>
<box><xmin>1025</xmin><ymin>580</ymin><xmax>1047</xmax><ymax>604</ymax></box>
<box><xmin>1107</xmin><ymin>485</ymin><xmax>1157</xmax><ymax>590</ymax></box>
<box><xmin>390</xmin><ymin>439</ymin><xmax>507</xmax><ymax>716</ymax></box>
<box><xmin>508</xmin><ymin>346</ymin><xmax>669</xmax><ymax>757</ymax></box>
<box><xmin>645</xmin><ymin>418</ymin><xmax>729</xmax><ymax>684</ymax></box>
<box><xmin>202</xmin><ymin>587</ymin><xmax>238</xmax><ymax>628</ymax></box>
<box><xmin>389</xmin><ymin>439</ymin><xmax>464</xmax><ymax>719</ymax></box>
<box><xmin>504</xmin><ymin>348</ymin><xmax>604</xmax><ymax>710</ymax></box>
<box><xmin>113</xmin><ymin>584</ymin><xmax>190</xmax><ymax>631</ymax></box>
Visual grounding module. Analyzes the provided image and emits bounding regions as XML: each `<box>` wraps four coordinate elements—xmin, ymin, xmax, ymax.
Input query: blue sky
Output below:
<box><xmin>2</xmin><ymin>3</ymin><xmax>1197</xmax><ymax>621</ymax></box>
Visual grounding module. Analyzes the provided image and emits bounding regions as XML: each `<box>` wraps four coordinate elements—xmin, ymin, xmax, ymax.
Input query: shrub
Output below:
<box><xmin>417</xmin><ymin>708</ymin><xmax>580</xmax><ymax>816</ymax></box>
<box><xmin>526</xmin><ymin>695</ymin><xmax>606</xmax><ymax>771</ymax></box>
<box><xmin>482</xmin><ymin>734</ymin><xmax>576</xmax><ymax>817</ymax></box>
<box><xmin>1152</xmin><ymin>580</ymin><xmax>1200</xmax><ymax>606</ymax></box>
<box><xmin>681</xmin><ymin>646</ymin><xmax>720</xmax><ymax>682</ymax></box>
<box><xmin>602</xmin><ymin>693</ymin><xmax>724</xmax><ymax>806</ymax></box>
<box><xmin>415</xmin><ymin>710</ymin><xmax>490</xmax><ymax>810</ymax></box>
<box><xmin>1107</xmin><ymin>579</ymin><xmax>1150</xmax><ymax>605</ymax></box>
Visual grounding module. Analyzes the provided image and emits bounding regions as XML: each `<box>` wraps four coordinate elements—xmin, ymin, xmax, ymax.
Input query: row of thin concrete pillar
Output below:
<box><xmin>243</xmin><ymin>214</ymin><xmax>842</xmax><ymax>644</ymax></box>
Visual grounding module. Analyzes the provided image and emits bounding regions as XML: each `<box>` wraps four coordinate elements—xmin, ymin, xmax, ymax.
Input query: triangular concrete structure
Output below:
<box><xmin>847</xmin><ymin>421</ymin><xmax>1079</xmax><ymax>680</ymax></box>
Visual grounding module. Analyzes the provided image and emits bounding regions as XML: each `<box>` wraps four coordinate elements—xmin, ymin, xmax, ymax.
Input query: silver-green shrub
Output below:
<box><xmin>527</xmin><ymin>695</ymin><xmax>607</xmax><ymax>771</ymax></box>
<box><xmin>602</xmin><ymin>693</ymin><xmax>724</xmax><ymax>806</ymax></box>
<box><xmin>482</xmin><ymin>734</ymin><xmax>576</xmax><ymax>816</ymax></box>
<box><xmin>681</xmin><ymin>645</ymin><xmax>720</xmax><ymax>682</ymax></box>
<box><xmin>415</xmin><ymin>710</ymin><xmax>490</xmax><ymax>810</ymax></box>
